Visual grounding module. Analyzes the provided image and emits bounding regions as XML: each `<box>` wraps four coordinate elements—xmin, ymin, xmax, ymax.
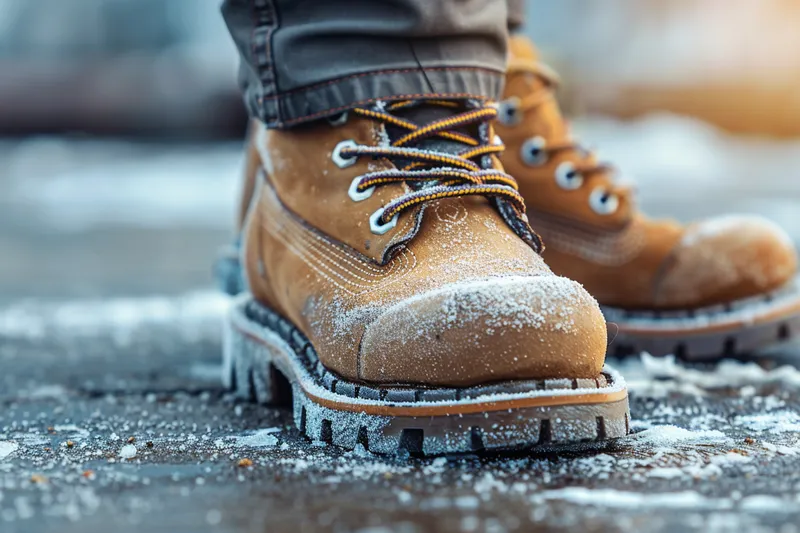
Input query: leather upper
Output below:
<box><xmin>496</xmin><ymin>36</ymin><xmax>798</xmax><ymax>310</ymax></box>
<box><xmin>241</xmin><ymin>113</ymin><xmax>609</xmax><ymax>387</ymax></box>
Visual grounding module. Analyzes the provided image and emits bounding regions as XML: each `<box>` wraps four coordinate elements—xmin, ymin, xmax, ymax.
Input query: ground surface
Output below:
<box><xmin>2</xmin><ymin>116</ymin><xmax>800</xmax><ymax>533</ymax></box>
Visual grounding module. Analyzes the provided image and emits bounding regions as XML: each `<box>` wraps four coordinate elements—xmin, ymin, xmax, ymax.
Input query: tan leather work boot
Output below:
<box><xmin>495</xmin><ymin>35</ymin><xmax>800</xmax><ymax>360</ymax></box>
<box><xmin>223</xmin><ymin>101</ymin><xmax>630</xmax><ymax>454</ymax></box>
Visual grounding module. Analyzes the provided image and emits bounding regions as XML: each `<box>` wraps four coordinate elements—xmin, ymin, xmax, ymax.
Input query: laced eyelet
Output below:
<box><xmin>369</xmin><ymin>207</ymin><xmax>399</xmax><ymax>235</ymax></box>
<box><xmin>521</xmin><ymin>136</ymin><xmax>548</xmax><ymax>166</ymax></box>
<box><xmin>497</xmin><ymin>97</ymin><xmax>522</xmax><ymax>126</ymax></box>
<box><xmin>589</xmin><ymin>188</ymin><xmax>619</xmax><ymax>215</ymax></box>
<box><xmin>348</xmin><ymin>177</ymin><xmax>375</xmax><ymax>202</ymax></box>
<box><xmin>555</xmin><ymin>162</ymin><xmax>583</xmax><ymax>190</ymax></box>
<box><xmin>327</xmin><ymin>112</ymin><xmax>348</xmax><ymax>127</ymax></box>
<box><xmin>332</xmin><ymin>139</ymin><xmax>358</xmax><ymax>168</ymax></box>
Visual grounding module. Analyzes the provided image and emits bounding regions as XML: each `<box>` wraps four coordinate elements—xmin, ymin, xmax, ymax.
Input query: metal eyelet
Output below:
<box><xmin>589</xmin><ymin>187</ymin><xmax>619</xmax><ymax>215</ymax></box>
<box><xmin>327</xmin><ymin>112</ymin><xmax>348</xmax><ymax>127</ymax></box>
<box><xmin>521</xmin><ymin>136</ymin><xmax>548</xmax><ymax>166</ymax></box>
<box><xmin>497</xmin><ymin>97</ymin><xmax>522</xmax><ymax>126</ymax></box>
<box><xmin>347</xmin><ymin>177</ymin><xmax>375</xmax><ymax>202</ymax></box>
<box><xmin>555</xmin><ymin>161</ymin><xmax>584</xmax><ymax>190</ymax></box>
<box><xmin>332</xmin><ymin>139</ymin><xmax>358</xmax><ymax>168</ymax></box>
<box><xmin>369</xmin><ymin>207</ymin><xmax>399</xmax><ymax>235</ymax></box>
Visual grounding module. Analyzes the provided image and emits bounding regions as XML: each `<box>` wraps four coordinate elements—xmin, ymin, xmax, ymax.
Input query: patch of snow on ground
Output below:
<box><xmin>734</xmin><ymin>411</ymin><xmax>800</xmax><ymax>434</ymax></box>
<box><xmin>632</xmin><ymin>425</ymin><xmax>729</xmax><ymax>447</ymax></box>
<box><xmin>0</xmin><ymin>441</ymin><xmax>19</xmax><ymax>460</ymax></box>
<box><xmin>613</xmin><ymin>353</ymin><xmax>800</xmax><ymax>397</ymax></box>
<box><xmin>233</xmin><ymin>429</ymin><xmax>280</xmax><ymax>448</ymax></box>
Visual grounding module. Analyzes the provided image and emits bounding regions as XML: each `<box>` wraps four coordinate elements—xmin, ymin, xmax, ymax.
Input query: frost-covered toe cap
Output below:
<box><xmin>358</xmin><ymin>275</ymin><xmax>608</xmax><ymax>387</ymax></box>
<box><xmin>655</xmin><ymin>215</ymin><xmax>798</xmax><ymax>308</ymax></box>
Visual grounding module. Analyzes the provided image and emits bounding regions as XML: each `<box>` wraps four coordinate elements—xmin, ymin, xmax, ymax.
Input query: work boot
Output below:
<box><xmin>495</xmin><ymin>35</ymin><xmax>800</xmax><ymax>360</ymax></box>
<box><xmin>223</xmin><ymin>101</ymin><xmax>630</xmax><ymax>454</ymax></box>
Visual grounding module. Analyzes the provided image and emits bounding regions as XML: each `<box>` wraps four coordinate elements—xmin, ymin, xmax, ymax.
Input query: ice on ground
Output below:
<box><xmin>0</xmin><ymin>441</ymin><xmax>19</xmax><ymax>460</ymax></box>
<box><xmin>233</xmin><ymin>430</ymin><xmax>280</xmax><ymax>448</ymax></box>
<box><xmin>119</xmin><ymin>444</ymin><xmax>137</xmax><ymax>459</ymax></box>
<box><xmin>0</xmin><ymin>291</ymin><xmax>231</xmax><ymax>340</ymax></box>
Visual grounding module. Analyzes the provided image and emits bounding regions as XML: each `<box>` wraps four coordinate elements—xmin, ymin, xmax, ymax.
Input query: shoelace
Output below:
<box><xmin>338</xmin><ymin>101</ymin><xmax>527</xmax><ymax>231</ymax></box>
<box><xmin>505</xmin><ymin>59</ymin><xmax>629</xmax><ymax>201</ymax></box>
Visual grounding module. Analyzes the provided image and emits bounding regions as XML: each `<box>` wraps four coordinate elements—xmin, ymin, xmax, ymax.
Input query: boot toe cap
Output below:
<box><xmin>358</xmin><ymin>275</ymin><xmax>608</xmax><ymax>387</ymax></box>
<box><xmin>656</xmin><ymin>215</ymin><xmax>798</xmax><ymax>308</ymax></box>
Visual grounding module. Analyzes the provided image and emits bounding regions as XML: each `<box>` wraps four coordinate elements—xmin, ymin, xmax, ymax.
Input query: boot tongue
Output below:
<box><xmin>386</xmin><ymin>104</ymin><xmax>476</xmax><ymax>158</ymax></box>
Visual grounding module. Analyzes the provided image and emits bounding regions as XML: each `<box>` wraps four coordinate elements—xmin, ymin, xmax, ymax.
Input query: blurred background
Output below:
<box><xmin>2</xmin><ymin>0</ymin><xmax>800</xmax><ymax>301</ymax></box>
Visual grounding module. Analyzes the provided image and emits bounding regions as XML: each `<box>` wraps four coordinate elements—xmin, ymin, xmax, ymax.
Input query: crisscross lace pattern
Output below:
<box><xmin>505</xmin><ymin>59</ymin><xmax>629</xmax><ymax>201</ymax></box>
<box><xmin>340</xmin><ymin>101</ymin><xmax>527</xmax><ymax>227</ymax></box>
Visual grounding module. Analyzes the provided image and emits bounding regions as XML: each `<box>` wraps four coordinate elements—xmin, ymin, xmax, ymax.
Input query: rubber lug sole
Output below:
<box><xmin>605</xmin><ymin>278</ymin><xmax>800</xmax><ymax>360</ymax></box>
<box><xmin>224</xmin><ymin>295</ymin><xmax>630</xmax><ymax>456</ymax></box>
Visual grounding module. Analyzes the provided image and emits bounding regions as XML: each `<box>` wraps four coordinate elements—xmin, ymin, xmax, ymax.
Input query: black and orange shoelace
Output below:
<box><xmin>339</xmin><ymin>100</ymin><xmax>526</xmax><ymax>228</ymax></box>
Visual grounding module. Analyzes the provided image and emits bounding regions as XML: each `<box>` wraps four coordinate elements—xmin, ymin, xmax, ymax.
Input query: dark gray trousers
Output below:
<box><xmin>221</xmin><ymin>0</ymin><xmax>525</xmax><ymax>129</ymax></box>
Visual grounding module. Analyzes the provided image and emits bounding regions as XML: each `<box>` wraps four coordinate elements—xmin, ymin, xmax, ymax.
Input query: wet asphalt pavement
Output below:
<box><xmin>2</xmin><ymin>118</ymin><xmax>800</xmax><ymax>533</ymax></box>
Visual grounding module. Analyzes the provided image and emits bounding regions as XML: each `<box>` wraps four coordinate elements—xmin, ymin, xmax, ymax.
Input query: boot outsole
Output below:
<box><xmin>224</xmin><ymin>295</ymin><xmax>630</xmax><ymax>456</ymax></box>
<box><xmin>605</xmin><ymin>278</ymin><xmax>800</xmax><ymax>360</ymax></box>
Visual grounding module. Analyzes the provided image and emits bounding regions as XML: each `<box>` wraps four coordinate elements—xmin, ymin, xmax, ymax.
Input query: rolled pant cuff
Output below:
<box><xmin>252</xmin><ymin>67</ymin><xmax>505</xmax><ymax>129</ymax></box>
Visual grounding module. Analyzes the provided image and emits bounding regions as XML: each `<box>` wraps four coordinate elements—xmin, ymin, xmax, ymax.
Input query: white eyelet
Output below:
<box><xmin>348</xmin><ymin>177</ymin><xmax>375</xmax><ymax>202</ymax></box>
<box><xmin>327</xmin><ymin>112</ymin><xmax>348</xmax><ymax>127</ymax></box>
<box><xmin>497</xmin><ymin>97</ymin><xmax>522</xmax><ymax>126</ymax></box>
<box><xmin>332</xmin><ymin>139</ymin><xmax>358</xmax><ymax>168</ymax></box>
<box><xmin>521</xmin><ymin>136</ymin><xmax>548</xmax><ymax>166</ymax></box>
<box><xmin>555</xmin><ymin>161</ymin><xmax>583</xmax><ymax>190</ymax></box>
<box><xmin>589</xmin><ymin>188</ymin><xmax>619</xmax><ymax>215</ymax></box>
<box><xmin>369</xmin><ymin>207</ymin><xmax>399</xmax><ymax>235</ymax></box>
